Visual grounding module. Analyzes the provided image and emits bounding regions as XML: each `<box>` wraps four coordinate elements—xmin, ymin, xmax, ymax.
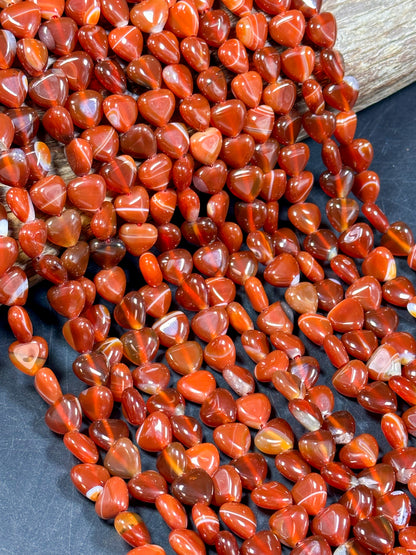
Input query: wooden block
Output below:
<box><xmin>328</xmin><ymin>0</ymin><xmax>416</xmax><ymax>110</ymax></box>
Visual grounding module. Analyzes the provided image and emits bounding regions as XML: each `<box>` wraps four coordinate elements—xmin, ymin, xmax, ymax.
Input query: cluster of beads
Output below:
<box><xmin>2</xmin><ymin>0</ymin><xmax>416</xmax><ymax>553</ymax></box>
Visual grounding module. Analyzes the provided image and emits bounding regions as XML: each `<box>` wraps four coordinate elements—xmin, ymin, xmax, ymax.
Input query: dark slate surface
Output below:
<box><xmin>1</xmin><ymin>81</ymin><xmax>416</xmax><ymax>555</ymax></box>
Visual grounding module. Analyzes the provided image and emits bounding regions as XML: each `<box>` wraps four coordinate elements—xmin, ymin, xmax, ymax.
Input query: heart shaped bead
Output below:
<box><xmin>46</xmin><ymin>208</ymin><xmax>81</xmax><ymax>248</ymax></box>
<box><xmin>311</xmin><ymin>503</ymin><xmax>351</xmax><ymax>546</ymax></box>
<box><xmin>340</xmin><ymin>434</ymin><xmax>379</xmax><ymax>469</ymax></box>
<box><xmin>0</xmin><ymin>2</ymin><xmax>41</xmax><ymax>39</ymax></box>
<box><xmin>307</xmin><ymin>11</ymin><xmax>337</xmax><ymax>47</ymax></box>
<box><xmin>324</xmin><ymin>77</ymin><xmax>359</xmax><ymax>111</ymax></box>
<box><xmin>108</xmin><ymin>26</ymin><xmax>142</xmax><ymax>62</ymax></box>
<box><xmin>231</xmin><ymin>71</ymin><xmax>263</xmax><ymax>110</ymax></box>
<box><xmin>303</xmin><ymin>110</ymin><xmax>336</xmax><ymax>143</ymax></box>
<box><xmin>119</xmin><ymin>223</ymin><xmax>158</xmax><ymax>256</ymax></box>
<box><xmin>101</xmin><ymin>0</ymin><xmax>129</xmax><ymax>27</ymax></box>
<box><xmin>38</xmin><ymin>17</ymin><xmax>78</xmax><ymax>56</ymax></box>
<box><xmin>167</xmin><ymin>0</ymin><xmax>199</xmax><ymax>37</ymax></box>
<box><xmin>298</xmin><ymin>429</ymin><xmax>335</xmax><ymax>469</ymax></box>
<box><xmin>47</xmin><ymin>281</ymin><xmax>86</xmax><ymax>319</ymax></box>
<box><xmin>152</xmin><ymin>311</ymin><xmax>189</xmax><ymax>347</ymax></box>
<box><xmin>281</xmin><ymin>45</ymin><xmax>315</xmax><ymax>82</ymax></box>
<box><xmin>254</xmin><ymin>418</ymin><xmax>294</xmax><ymax>455</ymax></box>
<box><xmin>78</xmin><ymin>25</ymin><xmax>109</xmax><ymax>61</ymax></box>
<box><xmin>292</xmin><ymin>473</ymin><xmax>327</xmax><ymax>515</ymax></box>
<box><xmin>199</xmin><ymin>10</ymin><xmax>230</xmax><ymax>48</ymax></box>
<box><xmin>0</xmin><ymin>148</ymin><xmax>29</xmax><ymax>188</ymax></box>
<box><xmin>67</xmin><ymin>174</ymin><xmax>106</xmax><ymax>212</ymax></box>
<box><xmin>213</xmin><ymin>423</ymin><xmax>251</xmax><ymax>458</ymax></box>
<box><xmin>190</xmin><ymin>127</ymin><xmax>223</xmax><ymax>165</ymax></box>
<box><xmin>114</xmin><ymin>511</ymin><xmax>151</xmax><ymax>548</ymax></box>
<box><xmin>122</xmin><ymin>328</ymin><xmax>159</xmax><ymax>367</ymax></box>
<box><xmin>63</xmin><ymin>431</ymin><xmax>99</xmax><ymax>464</ymax></box>
<box><xmin>29</xmin><ymin>175</ymin><xmax>67</xmax><ymax>216</ymax></box>
<box><xmin>148</xmin><ymin>30</ymin><xmax>180</xmax><ymax>66</ymax></box>
<box><xmin>45</xmin><ymin>394</ymin><xmax>82</xmax><ymax>434</ymax></box>
<box><xmin>375</xmin><ymin>491</ymin><xmax>411</xmax><ymax>530</ymax></box>
<box><xmin>136</xmin><ymin>411</ymin><xmax>172</xmax><ymax>452</ymax></box>
<box><xmin>197</xmin><ymin>66</ymin><xmax>227</xmax><ymax>103</ymax></box>
<box><xmin>104</xmin><ymin>438</ymin><xmax>141</xmax><ymax>479</ymax></box>
<box><xmin>115</xmin><ymin>187</ymin><xmax>150</xmax><ymax>224</ymax></box>
<box><xmin>353</xmin><ymin>516</ymin><xmax>394</xmax><ymax>554</ymax></box>
<box><xmin>128</xmin><ymin>470</ymin><xmax>168</xmax><ymax>503</ymax></box>
<box><xmin>269</xmin><ymin>505</ymin><xmax>309</xmax><ymax>548</ymax></box>
<box><xmin>192</xmin><ymin>503</ymin><xmax>219</xmax><ymax>546</ymax></box>
<box><xmin>53</xmin><ymin>51</ymin><xmax>93</xmax><ymax>91</ymax></box>
<box><xmin>181</xmin><ymin>36</ymin><xmax>210</xmax><ymax>72</ymax></box>
<box><xmin>251</xmin><ymin>481</ymin><xmax>292</xmax><ymax>511</ymax></box>
<box><xmin>0</xmin><ymin>266</ymin><xmax>29</xmax><ymax>306</ymax></box>
<box><xmin>71</xmin><ymin>463</ymin><xmax>110</xmax><ymax>501</ymax></box>
<box><xmin>95</xmin><ymin>476</ymin><xmax>129</xmax><ymax>520</ymax></box>
<box><xmin>94</xmin><ymin>266</ymin><xmax>126</xmax><ymax>304</ymax></box>
<box><xmin>218</xmin><ymin>39</ymin><xmax>249</xmax><ymax>74</ymax></box>
<box><xmin>211</xmin><ymin>99</ymin><xmax>246</xmax><ymax>138</ymax></box>
<box><xmin>127</xmin><ymin>55</ymin><xmax>162</xmax><ymax>90</ymax></box>
<box><xmin>263</xmin><ymin>80</ymin><xmax>296</xmax><ymax>114</ymax></box>
<box><xmin>269</xmin><ymin>10</ymin><xmax>305</xmax><ymax>48</ymax></box>
<box><xmin>130</xmin><ymin>0</ymin><xmax>169</xmax><ymax>34</ymax></box>
<box><xmin>113</xmin><ymin>291</ymin><xmax>145</xmax><ymax>331</ymax></box>
<box><xmin>67</xmin><ymin>90</ymin><xmax>103</xmax><ymax>130</ymax></box>
<box><xmin>172</xmin><ymin>468</ymin><xmax>214</xmax><ymax>505</ymax></box>
<box><xmin>236</xmin><ymin>393</ymin><xmax>271</xmax><ymax>429</ymax></box>
<box><xmin>236</xmin><ymin>12</ymin><xmax>267</xmax><ymax>50</ymax></box>
<box><xmin>220</xmin><ymin>502</ymin><xmax>257</xmax><ymax>540</ymax></box>
<box><xmin>169</xmin><ymin>529</ymin><xmax>206</xmax><ymax>555</ymax></box>
<box><xmin>9</xmin><ymin>336</ymin><xmax>48</xmax><ymax>375</ymax></box>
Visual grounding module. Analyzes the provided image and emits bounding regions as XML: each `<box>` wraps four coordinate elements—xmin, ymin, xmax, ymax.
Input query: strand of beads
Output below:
<box><xmin>2</xmin><ymin>0</ymin><xmax>416</xmax><ymax>553</ymax></box>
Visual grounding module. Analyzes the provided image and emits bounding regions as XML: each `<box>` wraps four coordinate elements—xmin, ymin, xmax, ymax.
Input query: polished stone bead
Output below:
<box><xmin>70</xmin><ymin>463</ymin><xmax>110</xmax><ymax>501</ymax></box>
<box><xmin>0</xmin><ymin>69</ymin><xmax>28</xmax><ymax>108</ymax></box>
<box><xmin>220</xmin><ymin>502</ymin><xmax>257</xmax><ymax>539</ymax></box>
<box><xmin>78</xmin><ymin>25</ymin><xmax>109</xmax><ymax>61</ymax></box>
<box><xmin>254</xmin><ymin>418</ymin><xmax>294</xmax><ymax>455</ymax></box>
<box><xmin>8</xmin><ymin>335</ymin><xmax>47</xmax><ymax>374</ymax></box>
<box><xmin>0</xmin><ymin>29</ymin><xmax>16</xmax><ymax>70</ymax></box>
<box><xmin>128</xmin><ymin>470</ymin><xmax>168</xmax><ymax>503</ymax></box>
<box><xmin>298</xmin><ymin>429</ymin><xmax>335</xmax><ymax>469</ymax></box>
<box><xmin>199</xmin><ymin>9</ymin><xmax>230</xmax><ymax>47</ymax></box>
<box><xmin>67</xmin><ymin>89</ymin><xmax>103</xmax><ymax>129</ymax></box>
<box><xmin>136</xmin><ymin>411</ymin><xmax>172</xmax><ymax>452</ymax></box>
<box><xmin>63</xmin><ymin>431</ymin><xmax>99</xmax><ymax>464</ymax></box>
<box><xmin>45</xmin><ymin>394</ymin><xmax>82</xmax><ymax>434</ymax></box>
<box><xmin>127</xmin><ymin>55</ymin><xmax>162</xmax><ymax>90</ymax></box>
<box><xmin>155</xmin><ymin>493</ymin><xmax>188</xmax><ymax>529</ymax></box>
<box><xmin>353</xmin><ymin>516</ymin><xmax>394</xmax><ymax>554</ymax></box>
<box><xmin>0</xmin><ymin>2</ymin><xmax>41</xmax><ymax>39</ymax></box>
<box><xmin>169</xmin><ymin>529</ymin><xmax>206</xmax><ymax>555</ymax></box>
<box><xmin>274</xmin><ymin>449</ymin><xmax>311</xmax><ymax>482</ymax></box>
<box><xmin>166</xmin><ymin>0</ymin><xmax>199</xmax><ymax>37</ymax></box>
<box><xmin>340</xmin><ymin>434</ymin><xmax>379</xmax><ymax>469</ymax></box>
<box><xmin>130</xmin><ymin>0</ymin><xmax>169</xmax><ymax>34</ymax></box>
<box><xmin>171</xmin><ymin>414</ymin><xmax>202</xmax><ymax>448</ymax></box>
<box><xmin>38</xmin><ymin>17</ymin><xmax>78</xmax><ymax>56</ymax></box>
<box><xmin>114</xmin><ymin>511</ymin><xmax>151</xmax><ymax>549</ymax></box>
<box><xmin>96</xmin><ymin>476</ymin><xmax>129</xmax><ymax>520</ymax></box>
<box><xmin>104</xmin><ymin>438</ymin><xmax>141</xmax><ymax>479</ymax></box>
<box><xmin>269</xmin><ymin>505</ymin><xmax>309</xmax><ymax>547</ymax></box>
<box><xmin>186</xmin><ymin>443</ymin><xmax>220</xmax><ymax>476</ymax></box>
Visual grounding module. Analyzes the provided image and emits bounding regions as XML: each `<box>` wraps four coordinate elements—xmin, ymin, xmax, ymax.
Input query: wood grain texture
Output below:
<box><xmin>327</xmin><ymin>0</ymin><xmax>416</xmax><ymax>110</ymax></box>
<box><xmin>4</xmin><ymin>0</ymin><xmax>416</xmax><ymax>282</ymax></box>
